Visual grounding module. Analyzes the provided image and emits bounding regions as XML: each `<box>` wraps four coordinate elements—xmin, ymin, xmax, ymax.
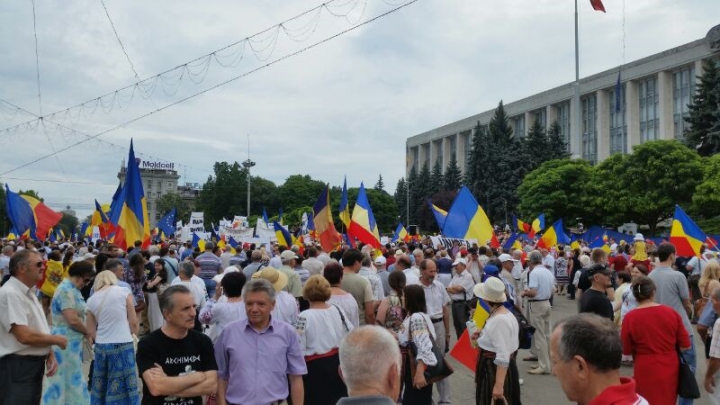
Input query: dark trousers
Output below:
<box><xmin>0</xmin><ymin>354</ymin><xmax>46</xmax><ymax>405</ymax></box>
<box><xmin>451</xmin><ymin>300</ymin><xmax>469</xmax><ymax>339</ymax></box>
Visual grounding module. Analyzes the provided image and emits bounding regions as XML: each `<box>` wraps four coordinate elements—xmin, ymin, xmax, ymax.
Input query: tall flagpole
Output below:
<box><xmin>573</xmin><ymin>0</ymin><xmax>582</xmax><ymax>158</ymax></box>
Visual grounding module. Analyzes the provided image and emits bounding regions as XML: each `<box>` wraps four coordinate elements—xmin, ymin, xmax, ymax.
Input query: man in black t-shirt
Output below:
<box><xmin>136</xmin><ymin>285</ymin><xmax>218</xmax><ymax>405</ymax></box>
<box><xmin>579</xmin><ymin>264</ymin><xmax>614</xmax><ymax>321</ymax></box>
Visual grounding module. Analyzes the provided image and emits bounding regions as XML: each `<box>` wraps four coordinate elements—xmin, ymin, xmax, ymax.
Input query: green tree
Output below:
<box><xmin>685</xmin><ymin>60</ymin><xmax>720</xmax><ymax>156</ymax></box>
<box><xmin>444</xmin><ymin>155</ymin><xmax>463</xmax><ymax>192</ymax></box>
<box><xmin>342</xmin><ymin>187</ymin><xmax>398</xmax><ymax>235</ymax></box>
<box><xmin>547</xmin><ymin>121</ymin><xmax>570</xmax><ymax>160</ymax></box>
<box><xmin>523</xmin><ymin>119</ymin><xmax>549</xmax><ymax>170</ymax></box>
<box><xmin>692</xmin><ymin>154</ymin><xmax>720</xmax><ymax>217</ymax></box>
<box><xmin>250</xmin><ymin>176</ymin><xmax>279</xmax><ymax>217</ymax></box>
<box><xmin>374</xmin><ymin>174</ymin><xmax>385</xmax><ymax>193</ymax></box>
<box><xmin>414</xmin><ymin>164</ymin><xmax>432</xmax><ymax>218</ymax></box>
<box><xmin>488</xmin><ymin>100</ymin><xmax>513</xmax><ymax>145</ymax></box>
<box><xmin>156</xmin><ymin>192</ymin><xmax>192</xmax><ymax>224</ymax></box>
<box><xmin>57</xmin><ymin>213</ymin><xmax>79</xmax><ymax>238</ymax></box>
<box><xmin>196</xmin><ymin>162</ymin><xmax>249</xmax><ymax>226</ymax></box>
<box><xmin>276</xmin><ymin>175</ymin><xmax>326</xmax><ymax>212</ymax></box>
<box><xmin>430</xmin><ymin>160</ymin><xmax>444</xmax><ymax>194</ymax></box>
<box><xmin>518</xmin><ymin>159</ymin><xmax>597</xmax><ymax>227</ymax></box>
<box><xmin>417</xmin><ymin>190</ymin><xmax>457</xmax><ymax>233</ymax></box>
<box><xmin>465</xmin><ymin>121</ymin><xmax>490</xmax><ymax>199</ymax></box>
<box><xmin>406</xmin><ymin>168</ymin><xmax>419</xmax><ymax>226</ymax></box>
<box><xmin>18</xmin><ymin>189</ymin><xmax>42</xmax><ymax>201</ymax></box>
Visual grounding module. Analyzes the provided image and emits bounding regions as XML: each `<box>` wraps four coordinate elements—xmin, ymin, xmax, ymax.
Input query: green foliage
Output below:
<box><xmin>276</xmin><ymin>175</ymin><xmax>326</xmax><ymax>212</ymax></box>
<box><xmin>518</xmin><ymin>159</ymin><xmax>596</xmax><ymax>227</ymax></box>
<box><xmin>374</xmin><ymin>174</ymin><xmax>385</xmax><ymax>192</ymax></box>
<box><xmin>340</xmin><ymin>187</ymin><xmax>398</xmax><ymax>235</ymax></box>
<box><xmin>547</xmin><ymin>121</ymin><xmax>570</xmax><ymax>159</ymax></box>
<box><xmin>417</xmin><ymin>190</ymin><xmax>457</xmax><ymax>233</ymax></box>
<box><xmin>406</xmin><ymin>168</ymin><xmax>419</xmax><ymax>226</ymax></box>
<box><xmin>58</xmin><ymin>213</ymin><xmax>79</xmax><ymax>238</ymax></box>
<box><xmin>488</xmin><ymin>100</ymin><xmax>513</xmax><ymax>145</ymax></box>
<box><xmin>692</xmin><ymin>154</ymin><xmax>720</xmax><ymax>217</ymax></box>
<box><xmin>685</xmin><ymin>60</ymin><xmax>720</xmax><ymax>156</ymax></box>
<box><xmin>430</xmin><ymin>160</ymin><xmax>444</xmax><ymax>194</ymax></box>
<box><xmin>196</xmin><ymin>162</ymin><xmax>249</xmax><ymax>226</ymax></box>
<box><xmin>394</xmin><ymin>178</ymin><xmax>408</xmax><ymax>224</ymax></box>
<box><xmin>444</xmin><ymin>155</ymin><xmax>463</xmax><ymax>192</ymax></box>
<box><xmin>18</xmin><ymin>189</ymin><xmax>42</xmax><ymax>201</ymax></box>
<box><xmin>156</xmin><ymin>192</ymin><xmax>192</xmax><ymax>224</ymax></box>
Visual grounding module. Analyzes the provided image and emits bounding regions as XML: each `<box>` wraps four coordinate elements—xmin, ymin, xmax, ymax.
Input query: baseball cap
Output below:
<box><xmin>498</xmin><ymin>253</ymin><xmax>518</xmax><ymax>263</ymax></box>
<box><xmin>586</xmin><ymin>264</ymin><xmax>612</xmax><ymax>277</ymax></box>
<box><xmin>374</xmin><ymin>256</ymin><xmax>387</xmax><ymax>265</ymax></box>
<box><xmin>280</xmin><ymin>250</ymin><xmax>300</xmax><ymax>261</ymax></box>
<box><xmin>452</xmin><ymin>258</ymin><xmax>467</xmax><ymax>267</ymax></box>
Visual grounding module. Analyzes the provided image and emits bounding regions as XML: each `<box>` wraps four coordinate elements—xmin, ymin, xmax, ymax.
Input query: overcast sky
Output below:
<box><xmin>0</xmin><ymin>0</ymin><xmax>717</xmax><ymax>219</ymax></box>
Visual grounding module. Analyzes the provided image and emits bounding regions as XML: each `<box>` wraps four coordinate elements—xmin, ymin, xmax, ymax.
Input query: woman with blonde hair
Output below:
<box><xmin>294</xmin><ymin>275</ymin><xmax>353</xmax><ymax>405</ymax></box>
<box><xmin>86</xmin><ymin>270</ymin><xmax>140</xmax><ymax>405</ymax></box>
<box><xmin>697</xmin><ymin>260</ymin><xmax>720</xmax><ymax>356</ymax></box>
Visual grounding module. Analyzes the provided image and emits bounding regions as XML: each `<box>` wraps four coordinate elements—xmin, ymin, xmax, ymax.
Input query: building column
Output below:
<box><xmin>443</xmin><ymin>136</ymin><xmax>452</xmax><ymax>171</ymax></box>
<box><xmin>596</xmin><ymin>90</ymin><xmax>611</xmax><ymax>162</ymax></box>
<box><xmin>571</xmin><ymin>90</ymin><xmax>582</xmax><ymax>158</ymax></box>
<box><xmin>418</xmin><ymin>143</ymin><xmax>427</xmax><ymax>171</ymax></box>
<box><xmin>524</xmin><ymin>111</ymin><xmax>533</xmax><ymax>136</ymax></box>
<box><xmin>457</xmin><ymin>133</ymin><xmax>467</xmax><ymax>176</ymax></box>
<box><xmin>626</xmin><ymin>80</ymin><xmax>641</xmax><ymax>153</ymax></box>
<box><xmin>546</xmin><ymin>105</ymin><xmax>557</xmax><ymax>129</ymax></box>
<box><xmin>696</xmin><ymin>59</ymin><xmax>706</xmax><ymax>84</ymax></box>
<box><xmin>657</xmin><ymin>70</ymin><xmax>674</xmax><ymax>140</ymax></box>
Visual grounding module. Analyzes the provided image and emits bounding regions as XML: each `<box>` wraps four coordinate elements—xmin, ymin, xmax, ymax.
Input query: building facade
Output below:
<box><xmin>118</xmin><ymin>159</ymin><xmax>181</xmax><ymax>226</ymax></box>
<box><xmin>407</xmin><ymin>25</ymin><xmax>720</xmax><ymax>176</ymax></box>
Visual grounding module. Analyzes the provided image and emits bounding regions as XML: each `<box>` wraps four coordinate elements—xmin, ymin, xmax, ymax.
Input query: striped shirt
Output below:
<box><xmin>196</xmin><ymin>252</ymin><xmax>222</xmax><ymax>280</ymax></box>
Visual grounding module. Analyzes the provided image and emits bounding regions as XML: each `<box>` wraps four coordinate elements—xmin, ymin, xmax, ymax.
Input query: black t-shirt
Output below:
<box><xmin>136</xmin><ymin>329</ymin><xmax>218</xmax><ymax>405</ymax></box>
<box><xmin>579</xmin><ymin>288</ymin><xmax>614</xmax><ymax>320</ymax></box>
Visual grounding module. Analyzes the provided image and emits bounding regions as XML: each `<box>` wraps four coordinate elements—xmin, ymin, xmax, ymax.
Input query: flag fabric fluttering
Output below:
<box><xmin>278</xmin><ymin>207</ymin><xmax>283</xmax><ymax>225</ymax></box>
<box><xmin>339</xmin><ymin>176</ymin><xmax>350</xmax><ymax>229</ymax></box>
<box><xmin>537</xmin><ymin>219</ymin><xmax>571</xmax><ymax>249</ymax></box>
<box><xmin>262</xmin><ymin>208</ymin><xmax>270</xmax><ymax>227</ymax></box>
<box><xmin>392</xmin><ymin>223</ymin><xmax>410</xmax><ymax>243</ymax></box>
<box><xmin>529</xmin><ymin>214</ymin><xmax>545</xmax><ymax>239</ymax></box>
<box><xmin>228</xmin><ymin>237</ymin><xmax>239</xmax><ymax>249</ymax></box>
<box><xmin>450</xmin><ymin>299</ymin><xmax>492</xmax><ymax>371</ymax></box>
<box><xmin>273</xmin><ymin>221</ymin><xmax>293</xmax><ymax>247</ymax></box>
<box><xmin>313</xmin><ymin>185</ymin><xmax>342</xmax><ymax>252</ymax></box>
<box><xmin>191</xmin><ymin>233</ymin><xmax>206</xmax><ymax>251</ymax></box>
<box><xmin>442</xmin><ymin>187</ymin><xmax>496</xmax><ymax>247</ymax></box>
<box><xmin>348</xmin><ymin>183</ymin><xmax>382</xmax><ymax>249</ymax></box>
<box><xmin>588</xmin><ymin>233</ymin><xmax>612</xmax><ymax>254</ymax></box>
<box><xmin>503</xmin><ymin>233</ymin><xmax>522</xmax><ymax>250</ymax></box>
<box><xmin>670</xmin><ymin>205</ymin><xmax>711</xmax><ymax>257</ymax></box>
<box><xmin>428</xmin><ymin>199</ymin><xmax>448</xmax><ymax>231</ymax></box>
<box><xmin>115</xmin><ymin>140</ymin><xmax>151</xmax><ymax>250</ymax></box>
<box><xmin>92</xmin><ymin>200</ymin><xmax>115</xmax><ymax>239</ymax></box>
<box><xmin>513</xmin><ymin>215</ymin><xmax>531</xmax><ymax>235</ymax></box>
<box><xmin>4</xmin><ymin>185</ymin><xmax>63</xmax><ymax>241</ymax></box>
<box><xmin>590</xmin><ymin>0</ymin><xmax>606</xmax><ymax>12</ymax></box>
<box><xmin>156</xmin><ymin>208</ymin><xmax>177</xmax><ymax>238</ymax></box>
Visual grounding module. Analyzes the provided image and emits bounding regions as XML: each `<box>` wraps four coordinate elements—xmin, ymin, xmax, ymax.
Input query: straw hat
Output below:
<box><xmin>473</xmin><ymin>277</ymin><xmax>507</xmax><ymax>303</ymax></box>
<box><xmin>251</xmin><ymin>267</ymin><xmax>288</xmax><ymax>292</ymax></box>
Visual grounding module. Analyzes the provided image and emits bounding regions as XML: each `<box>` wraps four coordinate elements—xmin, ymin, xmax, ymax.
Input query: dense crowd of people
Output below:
<box><xmin>0</xmin><ymin>231</ymin><xmax>719</xmax><ymax>404</ymax></box>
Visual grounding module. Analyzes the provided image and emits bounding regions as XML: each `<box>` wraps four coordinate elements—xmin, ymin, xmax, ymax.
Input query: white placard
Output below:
<box><xmin>189</xmin><ymin>212</ymin><xmax>204</xmax><ymax>233</ymax></box>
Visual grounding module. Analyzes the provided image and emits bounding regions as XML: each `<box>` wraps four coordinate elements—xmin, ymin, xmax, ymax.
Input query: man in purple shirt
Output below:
<box><xmin>214</xmin><ymin>278</ymin><xmax>307</xmax><ymax>405</ymax></box>
<box><xmin>196</xmin><ymin>242</ymin><xmax>222</xmax><ymax>298</ymax></box>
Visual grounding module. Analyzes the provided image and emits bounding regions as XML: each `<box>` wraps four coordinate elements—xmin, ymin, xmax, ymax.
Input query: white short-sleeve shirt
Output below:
<box><xmin>0</xmin><ymin>277</ymin><xmax>51</xmax><ymax>357</ymax></box>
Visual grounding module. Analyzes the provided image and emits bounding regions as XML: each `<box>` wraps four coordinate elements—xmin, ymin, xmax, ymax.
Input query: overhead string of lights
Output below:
<box><xmin>0</xmin><ymin>0</ymin><xmax>380</xmax><ymax>135</ymax></box>
<box><xmin>0</xmin><ymin>0</ymin><xmax>420</xmax><ymax>177</ymax></box>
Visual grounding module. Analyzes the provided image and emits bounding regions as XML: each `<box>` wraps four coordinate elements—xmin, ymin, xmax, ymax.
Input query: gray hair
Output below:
<box><xmin>527</xmin><ymin>250</ymin><xmax>543</xmax><ymax>265</ymax></box>
<box><xmin>553</xmin><ymin>314</ymin><xmax>621</xmax><ymax>372</ymax></box>
<box><xmin>251</xmin><ymin>250</ymin><xmax>262</xmax><ymax>261</ymax></box>
<box><xmin>412</xmin><ymin>249</ymin><xmax>423</xmax><ymax>256</ymax></box>
<box><xmin>148</xmin><ymin>245</ymin><xmax>160</xmax><ymax>256</ymax></box>
<box><xmin>159</xmin><ymin>284</ymin><xmax>191</xmax><ymax>315</ymax></box>
<box><xmin>361</xmin><ymin>254</ymin><xmax>372</xmax><ymax>267</ymax></box>
<box><xmin>2</xmin><ymin>245</ymin><xmax>13</xmax><ymax>255</ymax></box>
<box><xmin>179</xmin><ymin>261</ymin><xmax>195</xmax><ymax>278</ymax></box>
<box><xmin>8</xmin><ymin>249</ymin><xmax>39</xmax><ymax>277</ymax></box>
<box><xmin>339</xmin><ymin>326</ymin><xmax>401</xmax><ymax>389</ymax></box>
<box><xmin>242</xmin><ymin>278</ymin><xmax>276</xmax><ymax>302</ymax></box>
<box><xmin>104</xmin><ymin>258</ymin><xmax>124</xmax><ymax>272</ymax></box>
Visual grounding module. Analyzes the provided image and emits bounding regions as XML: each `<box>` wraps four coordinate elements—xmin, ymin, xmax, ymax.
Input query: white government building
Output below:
<box><xmin>406</xmin><ymin>24</ymin><xmax>720</xmax><ymax>176</ymax></box>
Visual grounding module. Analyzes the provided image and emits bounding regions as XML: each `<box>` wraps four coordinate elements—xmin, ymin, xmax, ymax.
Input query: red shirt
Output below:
<box><xmin>588</xmin><ymin>377</ymin><xmax>649</xmax><ymax>405</ymax></box>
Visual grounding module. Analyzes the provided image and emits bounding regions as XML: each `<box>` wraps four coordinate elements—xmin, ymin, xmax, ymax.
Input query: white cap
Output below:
<box><xmin>452</xmin><ymin>257</ymin><xmax>467</xmax><ymax>267</ymax></box>
<box><xmin>374</xmin><ymin>256</ymin><xmax>387</xmax><ymax>265</ymax></box>
<box><xmin>498</xmin><ymin>253</ymin><xmax>518</xmax><ymax>263</ymax></box>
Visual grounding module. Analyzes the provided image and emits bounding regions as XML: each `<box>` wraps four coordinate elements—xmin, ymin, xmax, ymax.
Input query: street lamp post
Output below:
<box><xmin>242</xmin><ymin>159</ymin><xmax>255</xmax><ymax>218</ymax></box>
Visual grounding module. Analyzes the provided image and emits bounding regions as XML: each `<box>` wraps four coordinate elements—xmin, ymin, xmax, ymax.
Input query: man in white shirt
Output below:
<box><xmin>359</xmin><ymin>254</ymin><xmax>384</xmax><ymax>303</ymax></box>
<box><xmin>419</xmin><ymin>259</ymin><xmax>452</xmax><ymax>404</ymax></box>
<box><xmin>0</xmin><ymin>245</ymin><xmax>13</xmax><ymax>279</ymax></box>
<box><xmin>395</xmin><ymin>255</ymin><xmax>419</xmax><ymax>286</ymax></box>
<box><xmin>522</xmin><ymin>250</ymin><xmax>555</xmax><ymax>375</ymax></box>
<box><xmin>176</xmin><ymin>261</ymin><xmax>207</xmax><ymax>312</ymax></box>
<box><xmin>541</xmin><ymin>248</ymin><xmax>556</xmax><ymax>273</ymax></box>
<box><xmin>302</xmin><ymin>247</ymin><xmax>325</xmax><ymax>276</ymax></box>
<box><xmin>171</xmin><ymin>260</ymin><xmax>207</xmax><ymax>296</ymax></box>
<box><xmin>0</xmin><ymin>249</ymin><xmax>68</xmax><ymax>404</ymax></box>
<box><xmin>446</xmin><ymin>258</ymin><xmax>475</xmax><ymax>339</ymax></box>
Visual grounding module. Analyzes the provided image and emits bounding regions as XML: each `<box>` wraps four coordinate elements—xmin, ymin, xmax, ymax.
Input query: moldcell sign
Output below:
<box><xmin>134</xmin><ymin>158</ymin><xmax>175</xmax><ymax>170</ymax></box>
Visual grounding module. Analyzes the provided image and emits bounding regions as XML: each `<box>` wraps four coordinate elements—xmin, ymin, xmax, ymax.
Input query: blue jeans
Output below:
<box><xmin>679</xmin><ymin>337</ymin><xmax>696</xmax><ymax>405</ymax></box>
<box><xmin>203</xmin><ymin>278</ymin><xmax>217</xmax><ymax>299</ymax></box>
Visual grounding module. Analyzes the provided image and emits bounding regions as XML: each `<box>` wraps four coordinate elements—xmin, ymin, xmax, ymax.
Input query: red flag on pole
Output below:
<box><xmin>590</xmin><ymin>0</ymin><xmax>606</xmax><ymax>12</ymax></box>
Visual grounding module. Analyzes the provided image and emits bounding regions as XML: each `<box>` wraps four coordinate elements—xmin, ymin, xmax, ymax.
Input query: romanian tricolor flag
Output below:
<box><xmin>513</xmin><ymin>215</ymin><xmax>531</xmax><ymax>235</ymax></box>
<box><xmin>115</xmin><ymin>140</ymin><xmax>151</xmax><ymax>250</ymax></box>
<box><xmin>503</xmin><ymin>232</ymin><xmax>522</xmax><ymax>250</ymax></box>
<box><xmin>589</xmin><ymin>233</ymin><xmax>612</xmax><ymax>254</ymax></box>
<box><xmin>590</xmin><ymin>0</ymin><xmax>606</xmax><ymax>13</ymax></box>
<box><xmin>92</xmin><ymin>199</ymin><xmax>115</xmax><ymax>239</ymax></box>
<box><xmin>529</xmin><ymin>214</ymin><xmax>545</xmax><ymax>239</ymax></box>
<box><xmin>191</xmin><ymin>233</ymin><xmax>205</xmax><ymax>251</ymax></box>
<box><xmin>450</xmin><ymin>299</ymin><xmax>492</xmax><ymax>371</ymax></box>
<box><xmin>428</xmin><ymin>199</ymin><xmax>448</xmax><ymax>231</ymax></box>
<box><xmin>392</xmin><ymin>223</ymin><xmax>410</xmax><ymax>243</ymax></box>
<box><xmin>670</xmin><ymin>205</ymin><xmax>711</xmax><ymax>257</ymax></box>
<box><xmin>262</xmin><ymin>208</ymin><xmax>270</xmax><ymax>227</ymax></box>
<box><xmin>537</xmin><ymin>219</ymin><xmax>570</xmax><ymax>249</ymax></box>
<box><xmin>4</xmin><ymin>184</ymin><xmax>63</xmax><ymax>241</ymax></box>
<box><xmin>273</xmin><ymin>221</ymin><xmax>293</xmax><ymax>247</ymax></box>
<box><xmin>339</xmin><ymin>176</ymin><xmax>350</xmax><ymax>229</ymax></box>
<box><xmin>442</xmin><ymin>187</ymin><xmax>496</xmax><ymax>247</ymax></box>
<box><xmin>313</xmin><ymin>185</ymin><xmax>342</xmax><ymax>252</ymax></box>
<box><xmin>348</xmin><ymin>183</ymin><xmax>381</xmax><ymax>249</ymax></box>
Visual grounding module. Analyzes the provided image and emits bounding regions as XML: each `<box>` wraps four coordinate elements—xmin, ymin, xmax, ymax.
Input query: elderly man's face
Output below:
<box><xmin>550</xmin><ymin>327</ymin><xmax>581</xmax><ymax>403</ymax></box>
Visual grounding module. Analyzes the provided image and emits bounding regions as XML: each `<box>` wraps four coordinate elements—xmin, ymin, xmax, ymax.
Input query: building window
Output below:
<box><xmin>435</xmin><ymin>140</ymin><xmax>443</xmax><ymax>168</ymax></box>
<box><xmin>673</xmin><ymin>66</ymin><xmax>695</xmax><ymax>140</ymax></box>
<box><xmin>412</xmin><ymin>147</ymin><xmax>419</xmax><ymax>172</ymax></box>
<box><xmin>465</xmin><ymin>131</ymin><xmax>472</xmax><ymax>167</ymax></box>
<box><xmin>168</xmin><ymin>182</ymin><xmax>173</xmax><ymax>188</ymax></box>
<box><xmin>533</xmin><ymin>109</ymin><xmax>547</xmax><ymax>129</ymax></box>
<box><xmin>422</xmin><ymin>143</ymin><xmax>430</xmax><ymax>169</ymax></box>
<box><xmin>582</xmin><ymin>94</ymin><xmax>597</xmax><ymax>164</ymax></box>
<box><xmin>639</xmin><ymin>77</ymin><xmax>659</xmax><ymax>143</ymax></box>
<box><xmin>609</xmin><ymin>84</ymin><xmax>627</xmax><ymax>155</ymax></box>
<box><xmin>513</xmin><ymin>115</ymin><xmax>525</xmax><ymax>138</ymax></box>
<box><xmin>556</xmin><ymin>102</ymin><xmax>571</xmax><ymax>151</ymax></box>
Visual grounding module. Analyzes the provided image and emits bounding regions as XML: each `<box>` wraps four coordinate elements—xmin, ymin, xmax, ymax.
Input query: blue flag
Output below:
<box><xmin>156</xmin><ymin>208</ymin><xmax>177</xmax><ymax>238</ymax></box>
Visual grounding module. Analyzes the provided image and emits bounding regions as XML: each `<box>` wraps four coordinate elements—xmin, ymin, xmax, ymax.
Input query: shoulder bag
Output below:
<box><xmin>676</xmin><ymin>345</ymin><xmax>700</xmax><ymax>399</ymax></box>
<box><xmin>407</xmin><ymin>314</ymin><xmax>454</xmax><ymax>384</ymax></box>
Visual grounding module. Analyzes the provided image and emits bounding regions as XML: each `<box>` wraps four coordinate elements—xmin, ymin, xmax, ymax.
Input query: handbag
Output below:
<box><xmin>510</xmin><ymin>306</ymin><xmax>535</xmax><ymax>350</ymax></box>
<box><xmin>676</xmin><ymin>345</ymin><xmax>700</xmax><ymax>399</ymax></box>
<box><xmin>407</xmin><ymin>314</ymin><xmax>454</xmax><ymax>384</ymax></box>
